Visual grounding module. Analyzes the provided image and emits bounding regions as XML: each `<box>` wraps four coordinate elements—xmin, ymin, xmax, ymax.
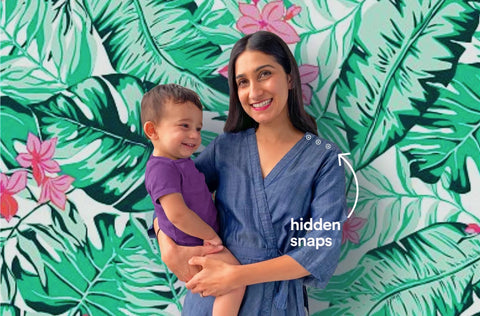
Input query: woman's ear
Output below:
<box><xmin>287</xmin><ymin>74</ymin><xmax>293</xmax><ymax>89</ymax></box>
<box><xmin>143</xmin><ymin>121</ymin><xmax>157</xmax><ymax>140</ymax></box>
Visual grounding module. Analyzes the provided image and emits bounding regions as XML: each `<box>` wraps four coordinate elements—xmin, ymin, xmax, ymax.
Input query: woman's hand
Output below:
<box><xmin>185</xmin><ymin>256</ymin><xmax>241</xmax><ymax>297</ymax></box>
<box><xmin>155</xmin><ymin>219</ymin><xmax>223</xmax><ymax>282</ymax></box>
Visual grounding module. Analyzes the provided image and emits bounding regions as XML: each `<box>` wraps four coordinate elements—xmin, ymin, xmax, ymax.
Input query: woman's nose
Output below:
<box><xmin>249</xmin><ymin>81</ymin><xmax>263</xmax><ymax>99</ymax></box>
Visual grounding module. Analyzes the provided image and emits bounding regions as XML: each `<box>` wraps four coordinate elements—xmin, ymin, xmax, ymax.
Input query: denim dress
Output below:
<box><xmin>182</xmin><ymin>128</ymin><xmax>347</xmax><ymax>316</ymax></box>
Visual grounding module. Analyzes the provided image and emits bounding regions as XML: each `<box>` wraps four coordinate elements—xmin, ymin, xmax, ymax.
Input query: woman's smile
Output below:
<box><xmin>251</xmin><ymin>98</ymin><xmax>272</xmax><ymax>110</ymax></box>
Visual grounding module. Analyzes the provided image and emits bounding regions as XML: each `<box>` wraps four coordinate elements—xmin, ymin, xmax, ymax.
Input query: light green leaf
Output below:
<box><xmin>336</xmin><ymin>0</ymin><xmax>479</xmax><ymax>169</ymax></box>
<box><xmin>84</xmin><ymin>0</ymin><xmax>229</xmax><ymax>111</ymax></box>
<box><xmin>31</xmin><ymin>75</ymin><xmax>153</xmax><ymax>212</ymax></box>
<box><xmin>0</xmin><ymin>305</ymin><xmax>19</xmax><ymax>316</ymax></box>
<box><xmin>295</xmin><ymin>0</ymin><xmax>363</xmax><ymax>115</ymax></box>
<box><xmin>13</xmin><ymin>215</ymin><xmax>183</xmax><ymax>315</ymax></box>
<box><xmin>0</xmin><ymin>97</ymin><xmax>39</xmax><ymax>169</ymax></box>
<box><xmin>0</xmin><ymin>0</ymin><xmax>96</xmax><ymax>105</ymax></box>
<box><xmin>400</xmin><ymin>64</ymin><xmax>480</xmax><ymax>193</ymax></box>
<box><xmin>337</xmin><ymin>147</ymin><xmax>478</xmax><ymax>265</ymax></box>
<box><xmin>311</xmin><ymin>223</ymin><xmax>480</xmax><ymax>315</ymax></box>
<box><xmin>195</xmin><ymin>5</ymin><xmax>242</xmax><ymax>46</ymax></box>
<box><xmin>316</xmin><ymin>111</ymin><xmax>349</xmax><ymax>153</ymax></box>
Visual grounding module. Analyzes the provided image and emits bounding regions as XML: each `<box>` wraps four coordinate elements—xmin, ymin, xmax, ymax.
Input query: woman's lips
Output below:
<box><xmin>251</xmin><ymin>99</ymin><xmax>272</xmax><ymax>111</ymax></box>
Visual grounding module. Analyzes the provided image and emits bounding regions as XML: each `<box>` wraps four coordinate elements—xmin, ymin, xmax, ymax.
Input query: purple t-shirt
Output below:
<box><xmin>145</xmin><ymin>156</ymin><xmax>219</xmax><ymax>246</ymax></box>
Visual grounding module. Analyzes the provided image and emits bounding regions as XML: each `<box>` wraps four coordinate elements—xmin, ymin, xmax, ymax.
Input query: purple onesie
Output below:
<box><xmin>145</xmin><ymin>156</ymin><xmax>219</xmax><ymax>246</ymax></box>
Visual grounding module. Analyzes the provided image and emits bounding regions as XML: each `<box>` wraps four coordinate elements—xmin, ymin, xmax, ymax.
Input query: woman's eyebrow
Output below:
<box><xmin>235</xmin><ymin>64</ymin><xmax>274</xmax><ymax>79</ymax></box>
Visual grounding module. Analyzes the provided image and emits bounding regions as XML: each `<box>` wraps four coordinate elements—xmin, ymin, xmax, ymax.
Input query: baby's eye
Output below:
<box><xmin>181</xmin><ymin>124</ymin><xmax>189</xmax><ymax>128</ymax></box>
<box><xmin>196</xmin><ymin>127</ymin><xmax>202</xmax><ymax>132</ymax></box>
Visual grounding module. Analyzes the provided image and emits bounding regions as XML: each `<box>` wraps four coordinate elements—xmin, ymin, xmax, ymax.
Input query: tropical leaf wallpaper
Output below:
<box><xmin>1</xmin><ymin>0</ymin><xmax>479</xmax><ymax>315</ymax></box>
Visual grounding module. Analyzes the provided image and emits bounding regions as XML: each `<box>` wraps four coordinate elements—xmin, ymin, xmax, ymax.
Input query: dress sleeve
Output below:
<box><xmin>146</xmin><ymin>160</ymin><xmax>182</xmax><ymax>204</ymax></box>
<box><xmin>194</xmin><ymin>136</ymin><xmax>218</xmax><ymax>192</ymax></box>
<box><xmin>286</xmin><ymin>147</ymin><xmax>348</xmax><ymax>288</ymax></box>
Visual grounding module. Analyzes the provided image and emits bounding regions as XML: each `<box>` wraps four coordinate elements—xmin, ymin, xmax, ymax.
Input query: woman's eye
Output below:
<box><xmin>237</xmin><ymin>79</ymin><xmax>247</xmax><ymax>87</ymax></box>
<box><xmin>259</xmin><ymin>70</ymin><xmax>271</xmax><ymax>79</ymax></box>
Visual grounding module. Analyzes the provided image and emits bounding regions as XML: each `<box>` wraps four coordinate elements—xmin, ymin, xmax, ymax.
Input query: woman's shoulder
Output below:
<box><xmin>213</xmin><ymin>128</ymin><xmax>254</xmax><ymax>144</ymax></box>
<box><xmin>303</xmin><ymin>133</ymin><xmax>342</xmax><ymax>155</ymax></box>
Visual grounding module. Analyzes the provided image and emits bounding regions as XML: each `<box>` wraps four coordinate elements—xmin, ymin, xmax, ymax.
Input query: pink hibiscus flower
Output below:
<box><xmin>299</xmin><ymin>64</ymin><xmax>319</xmax><ymax>105</ymax></box>
<box><xmin>465</xmin><ymin>223</ymin><xmax>480</xmax><ymax>234</ymax></box>
<box><xmin>16</xmin><ymin>133</ymin><xmax>60</xmax><ymax>185</ymax></box>
<box><xmin>0</xmin><ymin>171</ymin><xmax>27</xmax><ymax>222</ymax></box>
<box><xmin>342</xmin><ymin>214</ymin><xmax>367</xmax><ymax>244</ymax></box>
<box><xmin>236</xmin><ymin>1</ymin><xmax>301</xmax><ymax>44</ymax></box>
<box><xmin>39</xmin><ymin>175</ymin><xmax>75</xmax><ymax>210</ymax></box>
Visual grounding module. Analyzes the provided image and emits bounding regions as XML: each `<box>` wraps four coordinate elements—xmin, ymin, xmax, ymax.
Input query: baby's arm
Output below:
<box><xmin>159</xmin><ymin>193</ymin><xmax>222</xmax><ymax>246</ymax></box>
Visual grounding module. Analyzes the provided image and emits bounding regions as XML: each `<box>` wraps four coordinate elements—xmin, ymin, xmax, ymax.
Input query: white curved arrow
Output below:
<box><xmin>338</xmin><ymin>153</ymin><xmax>358</xmax><ymax>218</ymax></box>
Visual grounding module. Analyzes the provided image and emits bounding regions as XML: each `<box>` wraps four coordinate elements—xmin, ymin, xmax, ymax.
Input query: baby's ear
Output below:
<box><xmin>143</xmin><ymin>121</ymin><xmax>157</xmax><ymax>140</ymax></box>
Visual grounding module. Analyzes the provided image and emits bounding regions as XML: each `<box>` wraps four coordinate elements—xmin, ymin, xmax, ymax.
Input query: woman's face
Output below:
<box><xmin>234</xmin><ymin>50</ymin><xmax>291</xmax><ymax>127</ymax></box>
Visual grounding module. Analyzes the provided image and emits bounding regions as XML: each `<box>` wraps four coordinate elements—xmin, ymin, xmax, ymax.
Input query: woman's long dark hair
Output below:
<box><xmin>224</xmin><ymin>31</ymin><xmax>318</xmax><ymax>135</ymax></box>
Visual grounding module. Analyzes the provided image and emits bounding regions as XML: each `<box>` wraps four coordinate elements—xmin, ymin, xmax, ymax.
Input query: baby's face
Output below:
<box><xmin>152</xmin><ymin>101</ymin><xmax>202</xmax><ymax>160</ymax></box>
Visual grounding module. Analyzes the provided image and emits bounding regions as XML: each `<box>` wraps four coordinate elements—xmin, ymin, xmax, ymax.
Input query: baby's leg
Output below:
<box><xmin>206</xmin><ymin>248</ymin><xmax>245</xmax><ymax>316</ymax></box>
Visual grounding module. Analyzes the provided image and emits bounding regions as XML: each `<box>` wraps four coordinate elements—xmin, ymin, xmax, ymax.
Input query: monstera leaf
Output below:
<box><xmin>400</xmin><ymin>64</ymin><xmax>480</xmax><ymax>193</ymax></box>
<box><xmin>30</xmin><ymin>75</ymin><xmax>153</xmax><ymax>212</ymax></box>
<box><xmin>0</xmin><ymin>0</ymin><xmax>96</xmax><ymax>105</ymax></box>
<box><xmin>336</xmin><ymin>0</ymin><xmax>479</xmax><ymax>169</ymax></box>
<box><xmin>310</xmin><ymin>223</ymin><xmax>480</xmax><ymax>315</ymax></box>
<box><xmin>84</xmin><ymin>0</ymin><xmax>229</xmax><ymax>111</ymax></box>
<box><xmin>13</xmin><ymin>214</ymin><xmax>183</xmax><ymax>315</ymax></box>
<box><xmin>0</xmin><ymin>98</ymin><xmax>38</xmax><ymax>169</ymax></box>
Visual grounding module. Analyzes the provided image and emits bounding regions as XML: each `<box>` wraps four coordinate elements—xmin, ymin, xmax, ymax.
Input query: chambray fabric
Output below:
<box><xmin>182</xmin><ymin>128</ymin><xmax>347</xmax><ymax>316</ymax></box>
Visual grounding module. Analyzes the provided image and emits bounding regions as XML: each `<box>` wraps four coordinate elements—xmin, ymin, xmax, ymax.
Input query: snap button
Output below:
<box><xmin>315</xmin><ymin>139</ymin><xmax>321</xmax><ymax>145</ymax></box>
<box><xmin>306</xmin><ymin>135</ymin><xmax>312</xmax><ymax>140</ymax></box>
<box><xmin>325</xmin><ymin>143</ymin><xmax>331</xmax><ymax>150</ymax></box>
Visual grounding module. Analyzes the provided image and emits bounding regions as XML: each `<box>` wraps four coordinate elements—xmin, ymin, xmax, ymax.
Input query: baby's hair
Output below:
<box><xmin>141</xmin><ymin>83</ymin><xmax>203</xmax><ymax>128</ymax></box>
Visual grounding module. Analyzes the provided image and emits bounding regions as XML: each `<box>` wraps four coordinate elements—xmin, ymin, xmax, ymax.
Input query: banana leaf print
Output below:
<box><xmin>1</xmin><ymin>0</ymin><xmax>480</xmax><ymax>315</ymax></box>
<box><xmin>336</xmin><ymin>0</ymin><xmax>479</xmax><ymax>169</ymax></box>
<box><xmin>11</xmin><ymin>213</ymin><xmax>183</xmax><ymax>315</ymax></box>
<box><xmin>83</xmin><ymin>0</ymin><xmax>231</xmax><ymax>112</ymax></box>
<box><xmin>0</xmin><ymin>0</ymin><xmax>97</xmax><ymax>105</ymax></box>
<box><xmin>337</xmin><ymin>147</ymin><xmax>479</xmax><ymax>268</ymax></box>
<box><xmin>400</xmin><ymin>63</ymin><xmax>480</xmax><ymax>194</ymax></box>
<box><xmin>310</xmin><ymin>222</ymin><xmax>480</xmax><ymax>316</ymax></box>
<box><xmin>24</xmin><ymin>75</ymin><xmax>153</xmax><ymax>213</ymax></box>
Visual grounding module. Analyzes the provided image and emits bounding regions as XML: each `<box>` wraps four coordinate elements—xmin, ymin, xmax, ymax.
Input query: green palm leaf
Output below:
<box><xmin>13</xmin><ymin>215</ymin><xmax>182</xmax><ymax>315</ymax></box>
<box><xmin>336</xmin><ymin>0</ymin><xmax>479</xmax><ymax>169</ymax></box>
<box><xmin>0</xmin><ymin>0</ymin><xmax>96</xmax><ymax>105</ymax></box>
<box><xmin>83</xmin><ymin>0</ymin><xmax>229</xmax><ymax>111</ymax></box>
<box><xmin>400</xmin><ymin>64</ymin><xmax>480</xmax><ymax>193</ymax></box>
<box><xmin>336</xmin><ymin>147</ymin><xmax>478</xmax><ymax>265</ymax></box>
<box><xmin>295</xmin><ymin>0</ymin><xmax>363</xmax><ymax>113</ymax></box>
<box><xmin>31</xmin><ymin>75</ymin><xmax>153</xmax><ymax>212</ymax></box>
<box><xmin>311</xmin><ymin>223</ymin><xmax>480</xmax><ymax>315</ymax></box>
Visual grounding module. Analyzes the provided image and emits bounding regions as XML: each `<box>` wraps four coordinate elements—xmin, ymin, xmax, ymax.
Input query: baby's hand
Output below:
<box><xmin>204</xmin><ymin>234</ymin><xmax>222</xmax><ymax>247</ymax></box>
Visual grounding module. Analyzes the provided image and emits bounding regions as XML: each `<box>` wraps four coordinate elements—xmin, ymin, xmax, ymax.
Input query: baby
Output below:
<box><xmin>141</xmin><ymin>84</ymin><xmax>244</xmax><ymax>315</ymax></box>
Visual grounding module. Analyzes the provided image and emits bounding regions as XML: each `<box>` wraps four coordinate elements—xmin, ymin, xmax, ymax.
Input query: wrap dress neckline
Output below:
<box><xmin>247</xmin><ymin>128</ymin><xmax>310</xmax><ymax>186</ymax></box>
<box><xmin>246</xmin><ymin>128</ymin><xmax>311</xmax><ymax>310</ymax></box>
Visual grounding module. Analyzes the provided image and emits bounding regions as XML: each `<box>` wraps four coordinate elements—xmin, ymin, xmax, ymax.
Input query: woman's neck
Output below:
<box><xmin>255</xmin><ymin>120</ymin><xmax>303</xmax><ymax>143</ymax></box>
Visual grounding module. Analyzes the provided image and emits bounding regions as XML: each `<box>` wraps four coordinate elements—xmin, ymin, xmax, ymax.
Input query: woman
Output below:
<box><xmin>156</xmin><ymin>31</ymin><xmax>347</xmax><ymax>315</ymax></box>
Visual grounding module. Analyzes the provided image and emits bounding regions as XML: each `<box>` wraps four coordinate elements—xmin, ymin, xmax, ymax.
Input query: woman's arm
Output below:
<box><xmin>185</xmin><ymin>254</ymin><xmax>309</xmax><ymax>297</ymax></box>
<box><xmin>154</xmin><ymin>218</ymin><xmax>223</xmax><ymax>282</ymax></box>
